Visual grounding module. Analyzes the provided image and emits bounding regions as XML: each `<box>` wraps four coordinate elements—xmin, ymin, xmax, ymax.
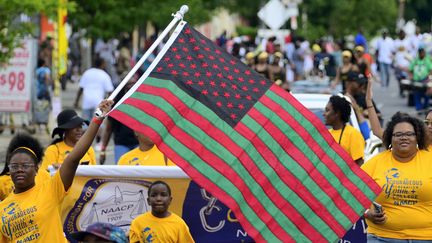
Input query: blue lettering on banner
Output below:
<box><xmin>182</xmin><ymin>181</ymin><xmax>254</xmax><ymax>243</ymax></box>
<box><xmin>339</xmin><ymin>217</ymin><xmax>367</xmax><ymax>243</ymax></box>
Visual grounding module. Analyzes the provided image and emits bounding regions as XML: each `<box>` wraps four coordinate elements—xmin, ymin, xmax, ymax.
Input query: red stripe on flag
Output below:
<box><xmin>245</xmin><ymin>107</ymin><xmax>354</xmax><ymax>234</ymax></box>
<box><xmin>109</xmin><ymin>109</ymin><xmax>267</xmax><ymax>242</ymax></box>
<box><xmin>137</xmin><ymin>85</ymin><xmax>327</xmax><ymax>240</ymax></box>
<box><xmin>117</xmin><ymin>97</ymin><xmax>294</xmax><ymax>241</ymax></box>
<box><xmin>269</xmin><ymin>85</ymin><xmax>382</xmax><ymax>199</ymax></box>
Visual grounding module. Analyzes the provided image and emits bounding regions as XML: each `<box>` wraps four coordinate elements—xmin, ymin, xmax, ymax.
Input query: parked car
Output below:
<box><xmin>292</xmin><ymin>93</ymin><xmax>382</xmax><ymax>161</ymax></box>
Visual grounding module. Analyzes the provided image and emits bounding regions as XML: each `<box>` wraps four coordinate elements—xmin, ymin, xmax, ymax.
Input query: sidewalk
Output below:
<box><xmin>0</xmin><ymin>80</ymin><xmax>116</xmax><ymax>167</ymax></box>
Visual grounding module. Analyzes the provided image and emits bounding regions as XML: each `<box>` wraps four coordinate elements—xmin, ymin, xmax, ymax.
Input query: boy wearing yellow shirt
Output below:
<box><xmin>118</xmin><ymin>132</ymin><xmax>175</xmax><ymax>166</ymax></box>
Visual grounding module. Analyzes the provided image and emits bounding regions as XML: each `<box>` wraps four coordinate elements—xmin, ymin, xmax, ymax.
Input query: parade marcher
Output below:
<box><xmin>34</xmin><ymin>58</ymin><xmax>52</xmax><ymax>134</ymax></box>
<box><xmin>269</xmin><ymin>52</ymin><xmax>286</xmax><ymax>86</ymax></box>
<box><xmin>100</xmin><ymin>79</ymin><xmax>139</xmax><ymax>164</ymax></box>
<box><xmin>254</xmin><ymin>52</ymin><xmax>272</xmax><ymax>80</ymax></box>
<box><xmin>409</xmin><ymin>48</ymin><xmax>432</xmax><ymax>115</ymax></box>
<box><xmin>324</xmin><ymin>95</ymin><xmax>365</xmax><ymax>165</ymax></box>
<box><xmin>376</xmin><ymin>30</ymin><xmax>394</xmax><ymax>88</ymax></box>
<box><xmin>74</xmin><ymin>57</ymin><xmax>114</xmax><ymax>121</ymax></box>
<box><xmin>354</xmin><ymin>45</ymin><xmax>373</xmax><ymax>78</ymax></box>
<box><xmin>117</xmin><ymin>131</ymin><xmax>175</xmax><ymax>166</ymax></box>
<box><xmin>41</xmin><ymin>109</ymin><xmax>96</xmax><ymax>171</ymax></box>
<box><xmin>0</xmin><ymin>100</ymin><xmax>113</xmax><ymax>242</ymax></box>
<box><xmin>362</xmin><ymin>113</ymin><xmax>432</xmax><ymax>241</ymax></box>
<box><xmin>332</xmin><ymin>50</ymin><xmax>359</xmax><ymax>91</ymax></box>
<box><xmin>69</xmin><ymin>222</ymin><xmax>128</xmax><ymax>243</ymax></box>
<box><xmin>129</xmin><ymin>181</ymin><xmax>195</xmax><ymax>243</ymax></box>
<box><xmin>0</xmin><ymin>134</ymin><xmax>51</xmax><ymax>201</ymax></box>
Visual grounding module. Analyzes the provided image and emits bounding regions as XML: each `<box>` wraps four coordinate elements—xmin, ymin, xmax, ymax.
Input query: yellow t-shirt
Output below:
<box><xmin>129</xmin><ymin>212</ymin><xmax>194</xmax><ymax>243</ymax></box>
<box><xmin>361</xmin><ymin>150</ymin><xmax>432</xmax><ymax>239</ymax></box>
<box><xmin>117</xmin><ymin>146</ymin><xmax>175</xmax><ymax>166</ymax></box>
<box><xmin>41</xmin><ymin>141</ymin><xmax>96</xmax><ymax>170</ymax></box>
<box><xmin>329</xmin><ymin>125</ymin><xmax>365</xmax><ymax>161</ymax></box>
<box><xmin>0</xmin><ymin>169</ymin><xmax>51</xmax><ymax>201</ymax></box>
<box><xmin>0</xmin><ymin>172</ymin><xmax>68</xmax><ymax>242</ymax></box>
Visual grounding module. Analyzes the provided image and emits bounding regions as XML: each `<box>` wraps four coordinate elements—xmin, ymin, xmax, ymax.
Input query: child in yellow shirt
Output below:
<box><xmin>129</xmin><ymin>181</ymin><xmax>194</xmax><ymax>243</ymax></box>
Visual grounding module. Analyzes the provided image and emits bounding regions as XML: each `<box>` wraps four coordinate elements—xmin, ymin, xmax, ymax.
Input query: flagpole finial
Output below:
<box><xmin>173</xmin><ymin>5</ymin><xmax>189</xmax><ymax>19</ymax></box>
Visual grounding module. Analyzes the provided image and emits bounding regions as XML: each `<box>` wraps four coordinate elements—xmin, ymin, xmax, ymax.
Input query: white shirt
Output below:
<box><xmin>377</xmin><ymin>37</ymin><xmax>394</xmax><ymax>64</ymax></box>
<box><xmin>79</xmin><ymin>68</ymin><xmax>113</xmax><ymax>109</ymax></box>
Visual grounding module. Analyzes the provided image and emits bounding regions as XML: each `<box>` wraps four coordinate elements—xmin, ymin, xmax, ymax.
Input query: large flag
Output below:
<box><xmin>110</xmin><ymin>22</ymin><xmax>381</xmax><ymax>242</ymax></box>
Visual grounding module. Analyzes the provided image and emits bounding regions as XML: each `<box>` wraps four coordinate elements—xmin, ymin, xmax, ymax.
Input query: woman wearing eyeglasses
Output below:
<box><xmin>0</xmin><ymin>100</ymin><xmax>113</xmax><ymax>242</ymax></box>
<box><xmin>361</xmin><ymin>112</ymin><xmax>432</xmax><ymax>242</ymax></box>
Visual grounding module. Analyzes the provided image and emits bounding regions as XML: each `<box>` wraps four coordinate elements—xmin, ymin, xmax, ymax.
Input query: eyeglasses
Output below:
<box><xmin>392</xmin><ymin>131</ymin><xmax>416</xmax><ymax>139</ymax></box>
<box><xmin>424</xmin><ymin>120</ymin><xmax>432</xmax><ymax>126</ymax></box>
<box><xmin>8</xmin><ymin>163</ymin><xmax>35</xmax><ymax>172</ymax></box>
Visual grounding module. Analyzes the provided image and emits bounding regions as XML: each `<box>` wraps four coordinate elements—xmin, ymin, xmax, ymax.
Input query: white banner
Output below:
<box><xmin>0</xmin><ymin>39</ymin><xmax>36</xmax><ymax>112</ymax></box>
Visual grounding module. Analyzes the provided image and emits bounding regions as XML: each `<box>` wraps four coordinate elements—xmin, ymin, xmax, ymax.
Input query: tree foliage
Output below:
<box><xmin>405</xmin><ymin>0</ymin><xmax>432</xmax><ymax>32</ymax></box>
<box><xmin>299</xmin><ymin>0</ymin><xmax>398</xmax><ymax>40</ymax></box>
<box><xmin>0</xmin><ymin>0</ymin><xmax>62</xmax><ymax>65</ymax></box>
<box><xmin>69</xmin><ymin>0</ymin><xmax>222</xmax><ymax>40</ymax></box>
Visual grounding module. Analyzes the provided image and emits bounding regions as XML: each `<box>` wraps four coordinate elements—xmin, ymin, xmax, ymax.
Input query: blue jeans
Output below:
<box><xmin>367</xmin><ymin>234</ymin><xmax>432</xmax><ymax>243</ymax></box>
<box><xmin>379</xmin><ymin>62</ymin><xmax>391</xmax><ymax>87</ymax></box>
<box><xmin>114</xmin><ymin>144</ymin><xmax>137</xmax><ymax>164</ymax></box>
<box><xmin>413</xmin><ymin>90</ymin><xmax>429</xmax><ymax>111</ymax></box>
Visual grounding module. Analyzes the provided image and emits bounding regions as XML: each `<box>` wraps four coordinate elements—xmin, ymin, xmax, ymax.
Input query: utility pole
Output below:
<box><xmin>396</xmin><ymin>0</ymin><xmax>406</xmax><ymax>31</ymax></box>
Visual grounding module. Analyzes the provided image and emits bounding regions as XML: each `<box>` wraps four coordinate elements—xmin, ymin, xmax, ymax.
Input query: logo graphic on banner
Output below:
<box><xmin>64</xmin><ymin>178</ymin><xmax>151</xmax><ymax>238</ymax></box>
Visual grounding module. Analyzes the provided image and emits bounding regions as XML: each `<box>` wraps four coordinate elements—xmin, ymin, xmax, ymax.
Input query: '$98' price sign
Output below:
<box><xmin>0</xmin><ymin>71</ymin><xmax>25</xmax><ymax>92</ymax></box>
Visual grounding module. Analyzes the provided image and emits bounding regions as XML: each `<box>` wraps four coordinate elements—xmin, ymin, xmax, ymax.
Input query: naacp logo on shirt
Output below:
<box><xmin>142</xmin><ymin>226</ymin><xmax>157</xmax><ymax>243</ymax></box>
<box><xmin>1</xmin><ymin>203</ymin><xmax>40</xmax><ymax>241</ymax></box>
<box><xmin>383</xmin><ymin>167</ymin><xmax>422</xmax><ymax>206</ymax></box>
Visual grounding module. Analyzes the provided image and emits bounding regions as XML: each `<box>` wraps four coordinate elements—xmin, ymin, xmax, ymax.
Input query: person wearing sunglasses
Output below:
<box><xmin>0</xmin><ymin>100</ymin><xmax>113</xmax><ymax>242</ymax></box>
<box><xmin>361</xmin><ymin>112</ymin><xmax>432</xmax><ymax>242</ymax></box>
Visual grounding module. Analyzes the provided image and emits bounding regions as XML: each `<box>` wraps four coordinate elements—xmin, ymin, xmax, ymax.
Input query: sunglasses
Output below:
<box><xmin>392</xmin><ymin>132</ymin><xmax>416</xmax><ymax>139</ymax></box>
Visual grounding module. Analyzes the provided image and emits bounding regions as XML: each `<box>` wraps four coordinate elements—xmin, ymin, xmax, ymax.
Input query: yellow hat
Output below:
<box><xmin>274</xmin><ymin>52</ymin><xmax>283</xmax><ymax>58</ymax></box>
<box><xmin>312</xmin><ymin>44</ymin><xmax>321</xmax><ymax>53</ymax></box>
<box><xmin>258</xmin><ymin>52</ymin><xmax>269</xmax><ymax>59</ymax></box>
<box><xmin>246</xmin><ymin>52</ymin><xmax>255</xmax><ymax>59</ymax></box>
<box><xmin>342</xmin><ymin>50</ymin><xmax>352</xmax><ymax>58</ymax></box>
<box><xmin>354</xmin><ymin>45</ymin><xmax>365</xmax><ymax>52</ymax></box>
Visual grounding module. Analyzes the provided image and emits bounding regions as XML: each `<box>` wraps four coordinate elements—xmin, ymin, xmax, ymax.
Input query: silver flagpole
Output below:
<box><xmin>95</xmin><ymin>5</ymin><xmax>189</xmax><ymax>117</ymax></box>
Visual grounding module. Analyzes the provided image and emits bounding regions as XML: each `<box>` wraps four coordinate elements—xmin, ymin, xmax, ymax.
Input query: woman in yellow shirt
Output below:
<box><xmin>41</xmin><ymin>109</ymin><xmax>96</xmax><ymax>171</ymax></box>
<box><xmin>362</xmin><ymin>112</ymin><xmax>432</xmax><ymax>241</ymax></box>
<box><xmin>0</xmin><ymin>100</ymin><xmax>112</xmax><ymax>242</ymax></box>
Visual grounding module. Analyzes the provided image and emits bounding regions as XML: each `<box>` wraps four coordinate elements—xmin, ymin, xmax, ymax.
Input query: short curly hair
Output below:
<box><xmin>148</xmin><ymin>180</ymin><xmax>171</xmax><ymax>197</ymax></box>
<box><xmin>329</xmin><ymin>95</ymin><xmax>351</xmax><ymax>123</ymax></box>
<box><xmin>1</xmin><ymin>133</ymin><xmax>44</xmax><ymax>175</ymax></box>
<box><xmin>382</xmin><ymin>112</ymin><xmax>427</xmax><ymax>150</ymax></box>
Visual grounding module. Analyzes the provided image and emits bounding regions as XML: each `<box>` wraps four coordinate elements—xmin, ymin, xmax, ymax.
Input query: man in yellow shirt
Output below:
<box><xmin>118</xmin><ymin>131</ymin><xmax>175</xmax><ymax>166</ymax></box>
<box><xmin>324</xmin><ymin>95</ymin><xmax>365</xmax><ymax>165</ymax></box>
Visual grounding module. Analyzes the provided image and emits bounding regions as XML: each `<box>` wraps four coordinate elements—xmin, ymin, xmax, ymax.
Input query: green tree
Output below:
<box><xmin>0</xmin><ymin>0</ymin><xmax>61</xmax><ymax>65</ymax></box>
<box><xmin>298</xmin><ymin>0</ymin><xmax>398</xmax><ymax>40</ymax></box>
<box><xmin>69</xmin><ymin>0</ymin><xmax>222</xmax><ymax>40</ymax></box>
<box><xmin>404</xmin><ymin>0</ymin><xmax>432</xmax><ymax>32</ymax></box>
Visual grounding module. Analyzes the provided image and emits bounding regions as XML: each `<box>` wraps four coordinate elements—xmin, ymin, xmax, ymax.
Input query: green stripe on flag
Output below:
<box><xmin>126</xmin><ymin>91</ymin><xmax>310</xmax><ymax>241</ymax></box>
<box><xmin>142</xmin><ymin>78</ymin><xmax>355</xmax><ymax>221</ymax></box>
<box><xmin>242</xmin><ymin>112</ymin><xmax>340</xmax><ymax>239</ymax></box>
<box><xmin>116</xmin><ymin>103</ymin><xmax>281</xmax><ymax>242</ymax></box>
<box><xmin>265</xmin><ymin>90</ymin><xmax>378</xmax><ymax>201</ymax></box>
<box><xmin>243</xmin><ymin>110</ymin><xmax>352</xmax><ymax>228</ymax></box>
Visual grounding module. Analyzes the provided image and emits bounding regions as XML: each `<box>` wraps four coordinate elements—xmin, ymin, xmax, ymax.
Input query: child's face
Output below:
<box><xmin>147</xmin><ymin>184</ymin><xmax>172</xmax><ymax>217</ymax></box>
